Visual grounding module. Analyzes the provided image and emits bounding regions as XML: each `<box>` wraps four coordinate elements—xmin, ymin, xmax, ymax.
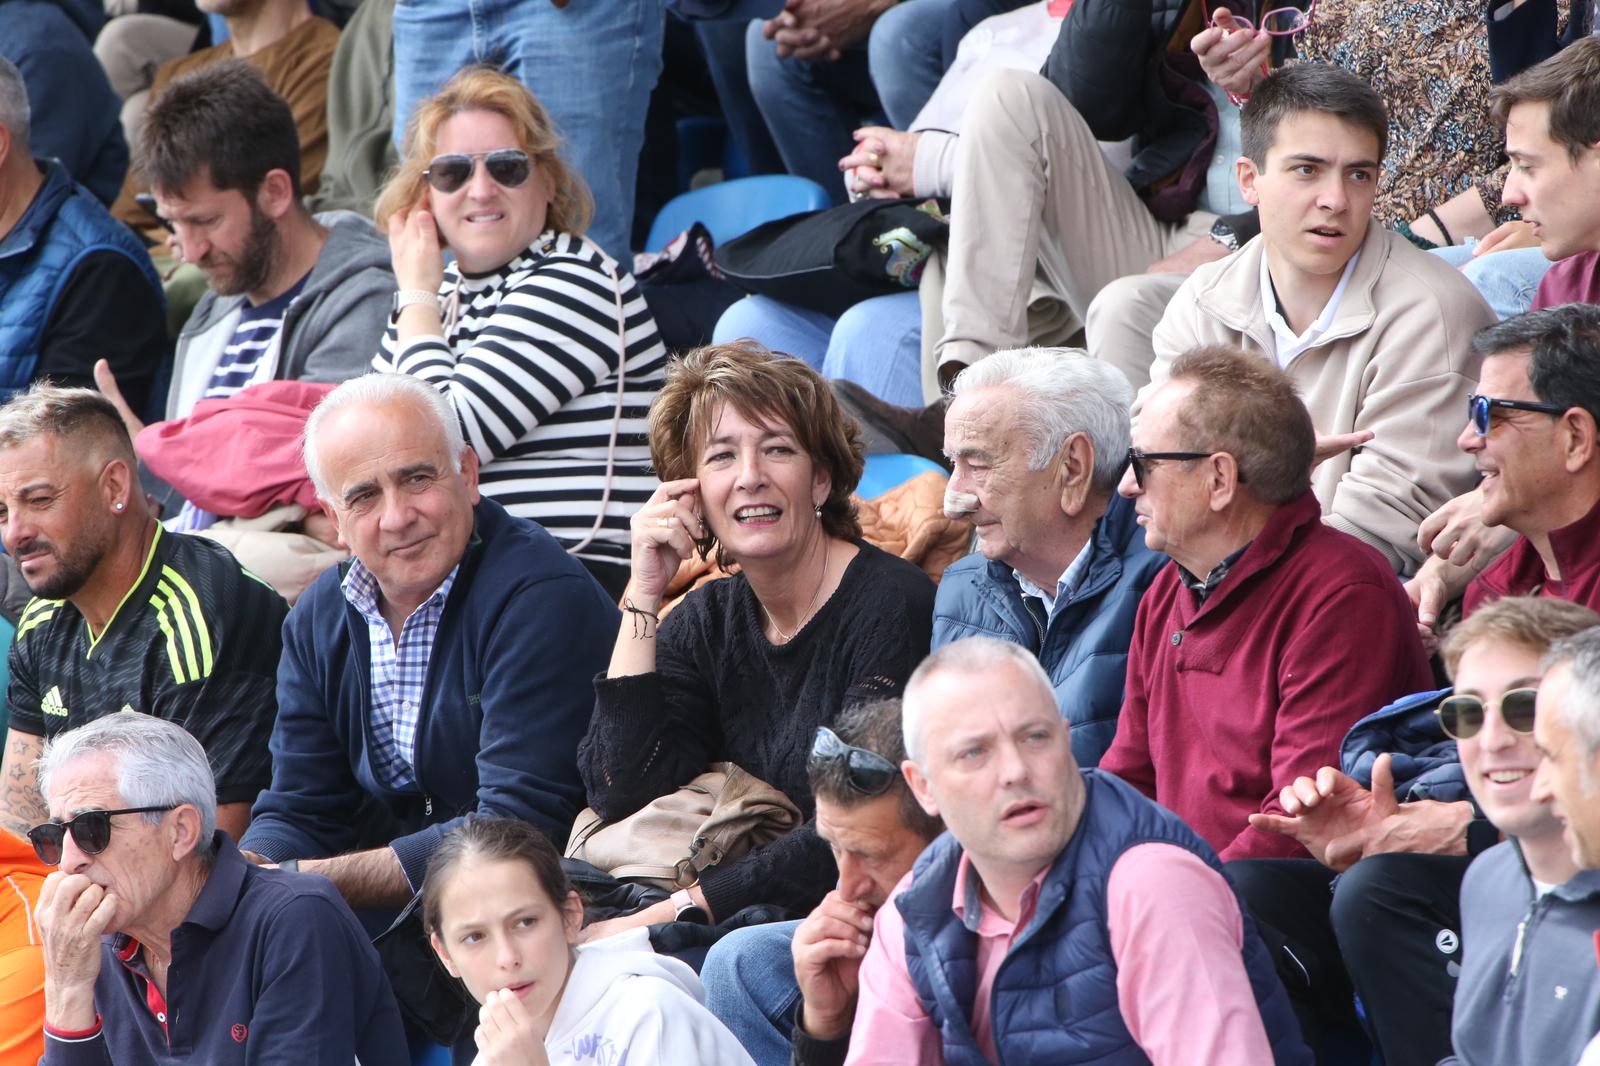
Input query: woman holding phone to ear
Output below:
<box><xmin>373</xmin><ymin>65</ymin><xmax>668</xmax><ymax>600</ymax></box>
<box><xmin>576</xmin><ymin>341</ymin><xmax>936</xmax><ymax>940</ymax></box>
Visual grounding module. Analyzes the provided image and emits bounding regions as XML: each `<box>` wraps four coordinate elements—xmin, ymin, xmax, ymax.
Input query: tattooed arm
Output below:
<box><xmin>0</xmin><ymin>729</ymin><xmax>47</xmax><ymax>841</ymax></box>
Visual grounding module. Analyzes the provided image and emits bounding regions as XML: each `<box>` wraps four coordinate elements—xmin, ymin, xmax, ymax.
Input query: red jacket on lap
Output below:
<box><xmin>1100</xmin><ymin>491</ymin><xmax>1433</xmax><ymax>861</ymax></box>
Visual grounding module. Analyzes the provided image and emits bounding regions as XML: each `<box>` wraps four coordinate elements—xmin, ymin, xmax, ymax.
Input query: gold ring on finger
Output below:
<box><xmin>868</xmin><ymin>151</ymin><xmax>882</xmax><ymax>167</ymax></box>
<box><xmin>657</xmin><ymin>516</ymin><xmax>673</xmax><ymax>528</ymax></box>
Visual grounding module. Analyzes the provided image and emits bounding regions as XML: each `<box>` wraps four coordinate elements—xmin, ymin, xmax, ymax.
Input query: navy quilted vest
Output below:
<box><xmin>898</xmin><ymin>770</ymin><xmax>1310</xmax><ymax>1065</ymax></box>
<box><xmin>0</xmin><ymin>160</ymin><xmax>161</xmax><ymax>395</ymax></box>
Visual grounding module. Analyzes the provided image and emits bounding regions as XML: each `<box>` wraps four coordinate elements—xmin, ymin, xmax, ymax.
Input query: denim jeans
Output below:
<box><xmin>392</xmin><ymin>0</ymin><xmax>665</xmax><ymax>259</ymax></box>
<box><xmin>713</xmin><ymin>291</ymin><xmax>925</xmax><ymax>405</ymax></box>
<box><xmin>1429</xmin><ymin>243</ymin><xmax>1552</xmax><ymax>321</ymax></box>
<box><xmin>702</xmin><ymin>920</ymin><xmax>805</xmax><ymax>1066</ymax></box>
<box><xmin>696</xmin><ymin>18</ymin><xmax>785</xmax><ymax>176</ymax></box>
<box><xmin>867</xmin><ymin>0</ymin><xmax>949</xmax><ymax>130</ymax></box>
<box><xmin>745</xmin><ymin>21</ymin><xmax>884</xmax><ymax>204</ymax></box>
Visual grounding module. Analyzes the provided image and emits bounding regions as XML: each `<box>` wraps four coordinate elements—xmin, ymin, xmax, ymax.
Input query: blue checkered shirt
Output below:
<box><xmin>340</xmin><ymin>559</ymin><xmax>459</xmax><ymax>791</ymax></box>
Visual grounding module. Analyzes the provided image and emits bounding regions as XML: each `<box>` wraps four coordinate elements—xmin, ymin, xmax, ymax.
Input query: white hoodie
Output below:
<box><xmin>473</xmin><ymin>928</ymin><xmax>758</xmax><ymax>1066</ymax></box>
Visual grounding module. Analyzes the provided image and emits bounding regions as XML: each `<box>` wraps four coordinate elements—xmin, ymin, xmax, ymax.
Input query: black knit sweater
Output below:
<box><xmin>579</xmin><ymin>541</ymin><xmax>936</xmax><ymax>920</ymax></box>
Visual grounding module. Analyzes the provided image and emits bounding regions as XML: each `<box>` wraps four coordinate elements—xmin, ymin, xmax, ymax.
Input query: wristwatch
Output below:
<box><xmin>670</xmin><ymin>888</ymin><xmax>710</xmax><ymax>925</ymax></box>
<box><xmin>392</xmin><ymin>288</ymin><xmax>439</xmax><ymax>316</ymax></box>
<box><xmin>1209</xmin><ymin>216</ymin><xmax>1242</xmax><ymax>253</ymax></box>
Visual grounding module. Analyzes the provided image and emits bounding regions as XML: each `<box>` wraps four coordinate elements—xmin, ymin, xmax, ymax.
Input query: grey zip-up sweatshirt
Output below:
<box><xmin>166</xmin><ymin>211</ymin><xmax>394</xmax><ymax>420</ymax></box>
<box><xmin>1447</xmin><ymin>839</ymin><xmax>1600</xmax><ymax>1066</ymax></box>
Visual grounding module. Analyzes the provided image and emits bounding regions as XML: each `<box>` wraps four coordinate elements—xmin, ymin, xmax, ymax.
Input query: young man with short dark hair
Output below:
<box><xmin>1146</xmin><ymin>63</ymin><xmax>1495</xmax><ymax>577</ymax></box>
<box><xmin>1494</xmin><ymin>36</ymin><xmax>1600</xmax><ymax>308</ymax></box>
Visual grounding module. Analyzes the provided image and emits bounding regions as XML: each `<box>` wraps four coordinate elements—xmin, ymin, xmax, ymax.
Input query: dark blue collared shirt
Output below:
<box><xmin>43</xmin><ymin>833</ymin><xmax>406</xmax><ymax>1064</ymax></box>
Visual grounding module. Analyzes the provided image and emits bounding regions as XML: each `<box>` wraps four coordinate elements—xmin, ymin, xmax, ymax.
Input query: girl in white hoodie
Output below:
<box><xmin>423</xmin><ymin>816</ymin><xmax>759</xmax><ymax>1066</ymax></box>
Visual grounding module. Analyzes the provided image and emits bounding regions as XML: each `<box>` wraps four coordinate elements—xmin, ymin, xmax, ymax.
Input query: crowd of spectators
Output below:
<box><xmin>3</xmin><ymin>0</ymin><xmax>1600</xmax><ymax>1062</ymax></box>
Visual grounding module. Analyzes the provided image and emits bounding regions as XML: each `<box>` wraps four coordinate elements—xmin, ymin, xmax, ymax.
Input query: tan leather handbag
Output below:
<box><xmin>565</xmin><ymin>762</ymin><xmax>803</xmax><ymax>892</ymax></box>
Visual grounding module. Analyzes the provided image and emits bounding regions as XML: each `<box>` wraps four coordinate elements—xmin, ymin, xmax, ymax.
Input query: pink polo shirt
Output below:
<box><xmin>843</xmin><ymin>843</ymin><xmax>1276</xmax><ymax>1066</ymax></box>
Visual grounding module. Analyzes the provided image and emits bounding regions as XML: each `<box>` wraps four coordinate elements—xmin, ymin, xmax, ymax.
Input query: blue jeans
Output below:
<box><xmin>713</xmin><ymin>291</ymin><xmax>925</xmax><ymax>405</ymax></box>
<box><xmin>867</xmin><ymin>0</ymin><xmax>949</xmax><ymax>130</ymax></box>
<box><xmin>745</xmin><ymin>22</ymin><xmax>884</xmax><ymax>204</ymax></box>
<box><xmin>392</xmin><ymin>0</ymin><xmax>665</xmax><ymax>259</ymax></box>
<box><xmin>1429</xmin><ymin>243</ymin><xmax>1552</xmax><ymax>321</ymax></box>
<box><xmin>702</xmin><ymin>920</ymin><xmax>804</xmax><ymax>1066</ymax></box>
<box><xmin>696</xmin><ymin>18</ymin><xmax>785</xmax><ymax>176</ymax></box>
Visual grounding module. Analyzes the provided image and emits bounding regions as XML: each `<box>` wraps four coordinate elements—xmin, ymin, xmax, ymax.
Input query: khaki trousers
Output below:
<box><xmin>920</xmin><ymin>68</ymin><xmax>1213</xmax><ymax>402</ymax></box>
<box><xmin>1084</xmin><ymin>270</ymin><xmax>1188</xmax><ymax>392</ymax></box>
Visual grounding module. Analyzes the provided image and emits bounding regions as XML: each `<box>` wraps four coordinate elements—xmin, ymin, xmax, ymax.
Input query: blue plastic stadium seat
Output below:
<box><xmin>856</xmin><ymin>453</ymin><xmax>946</xmax><ymax>500</ymax></box>
<box><xmin>645</xmin><ymin>175</ymin><xmax>830</xmax><ymax>252</ymax></box>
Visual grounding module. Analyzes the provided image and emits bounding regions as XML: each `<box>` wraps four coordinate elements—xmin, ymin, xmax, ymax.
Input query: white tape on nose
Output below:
<box><xmin>944</xmin><ymin>487</ymin><xmax>980</xmax><ymax>518</ymax></box>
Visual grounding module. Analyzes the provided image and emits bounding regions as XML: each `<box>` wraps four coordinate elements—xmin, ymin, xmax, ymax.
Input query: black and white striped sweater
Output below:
<box><xmin>376</xmin><ymin>231</ymin><xmax>668</xmax><ymax>565</ymax></box>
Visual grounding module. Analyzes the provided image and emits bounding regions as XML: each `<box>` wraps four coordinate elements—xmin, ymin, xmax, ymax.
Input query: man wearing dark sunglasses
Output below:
<box><xmin>1103</xmin><ymin>346</ymin><xmax>1430</xmax><ymax>864</ymax></box>
<box><xmin>1237</xmin><ymin>596</ymin><xmax>1600</xmax><ymax>1066</ymax></box>
<box><xmin>701</xmin><ymin>699</ymin><xmax>944</xmax><ymax>1066</ymax></box>
<box><xmin>1406</xmin><ymin>305</ymin><xmax>1600</xmax><ymax>639</ymax></box>
<box><xmin>31</xmin><ymin>712</ymin><xmax>407</xmax><ymax>1063</ymax></box>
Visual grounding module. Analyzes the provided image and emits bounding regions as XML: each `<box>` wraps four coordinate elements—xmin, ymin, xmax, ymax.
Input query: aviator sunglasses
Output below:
<box><xmin>1467</xmin><ymin>393</ymin><xmax>1565</xmax><ymax>437</ymax></box>
<box><xmin>28</xmin><ymin>805</ymin><xmax>176</xmax><ymax>866</ymax></box>
<box><xmin>1434</xmin><ymin>688</ymin><xmax>1538</xmax><ymax>741</ymax></box>
<box><xmin>423</xmin><ymin>149</ymin><xmax>534</xmax><ymax>194</ymax></box>
<box><xmin>809</xmin><ymin>726</ymin><xmax>900</xmax><ymax>797</ymax></box>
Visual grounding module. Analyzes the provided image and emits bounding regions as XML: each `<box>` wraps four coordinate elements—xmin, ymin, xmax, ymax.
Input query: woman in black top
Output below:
<box><xmin>578</xmin><ymin>341</ymin><xmax>937</xmax><ymax>936</ymax></box>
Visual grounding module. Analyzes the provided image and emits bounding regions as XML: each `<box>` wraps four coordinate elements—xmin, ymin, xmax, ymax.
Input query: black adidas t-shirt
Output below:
<box><xmin>7</xmin><ymin>527</ymin><xmax>289</xmax><ymax>805</ymax></box>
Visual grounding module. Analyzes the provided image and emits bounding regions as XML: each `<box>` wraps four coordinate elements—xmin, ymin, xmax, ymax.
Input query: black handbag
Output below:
<box><xmin>715</xmin><ymin>196</ymin><xmax>951</xmax><ymax>318</ymax></box>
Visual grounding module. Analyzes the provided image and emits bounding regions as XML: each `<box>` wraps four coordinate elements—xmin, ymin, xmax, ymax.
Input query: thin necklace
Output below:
<box><xmin>761</xmin><ymin>541</ymin><xmax>832</xmax><ymax>645</ymax></box>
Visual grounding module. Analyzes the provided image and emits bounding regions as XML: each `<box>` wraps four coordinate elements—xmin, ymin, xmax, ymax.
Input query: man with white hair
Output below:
<box><xmin>840</xmin><ymin>637</ymin><xmax>1310</xmax><ymax>1065</ymax></box>
<box><xmin>0</xmin><ymin>55</ymin><xmax>165</xmax><ymax>410</ymax></box>
<box><xmin>1533</xmin><ymin>627</ymin><xmax>1600</xmax><ymax>1066</ymax></box>
<box><xmin>239</xmin><ymin>373</ymin><xmax>618</xmax><ymax>910</ymax></box>
<box><xmin>1533</xmin><ymin>628</ymin><xmax>1600</xmax><ymax>873</ymax></box>
<box><xmin>934</xmin><ymin>347</ymin><xmax>1165</xmax><ymax>767</ymax></box>
<box><xmin>33</xmin><ymin>712</ymin><xmax>406</xmax><ymax>1062</ymax></box>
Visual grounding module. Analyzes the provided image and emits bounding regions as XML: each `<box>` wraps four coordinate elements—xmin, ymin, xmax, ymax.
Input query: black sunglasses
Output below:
<box><xmin>423</xmin><ymin>149</ymin><xmax>533</xmax><ymax>194</ymax></box>
<box><xmin>809</xmin><ymin>727</ymin><xmax>900</xmax><ymax>797</ymax></box>
<box><xmin>28</xmin><ymin>805</ymin><xmax>176</xmax><ymax>866</ymax></box>
<box><xmin>1435</xmin><ymin>688</ymin><xmax>1538</xmax><ymax>741</ymax></box>
<box><xmin>1467</xmin><ymin>394</ymin><xmax>1565</xmax><ymax>437</ymax></box>
<box><xmin>1124</xmin><ymin>448</ymin><xmax>1216</xmax><ymax>488</ymax></box>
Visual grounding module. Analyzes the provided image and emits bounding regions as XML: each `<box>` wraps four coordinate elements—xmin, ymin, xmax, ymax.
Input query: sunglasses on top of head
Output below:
<box><xmin>809</xmin><ymin>726</ymin><xmax>900</xmax><ymax>797</ymax></box>
<box><xmin>423</xmin><ymin>149</ymin><xmax>533</xmax><ymax>194</ymax></box>
<box><xmin>1434</xmin><ymin>688</ymin><xmax>1538</xmax><ymax>741</ymax></box>
<box><xmin>27</xmin><ymin>805</ymin><xmax>177</xmax><ymax>866</ymax></box>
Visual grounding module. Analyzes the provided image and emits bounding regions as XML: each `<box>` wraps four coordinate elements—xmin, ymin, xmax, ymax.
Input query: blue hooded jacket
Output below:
<box><xmin>932</xmin><ymin>494</ymin><xmax>1166</xmax><ymax>767</ymax></box>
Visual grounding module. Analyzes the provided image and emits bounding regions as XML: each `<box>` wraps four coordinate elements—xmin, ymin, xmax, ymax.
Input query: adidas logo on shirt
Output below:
<box><xmin>40</xmin><ymin>686</ymin><xmax>67</xmax><ymax>718</ymax></box>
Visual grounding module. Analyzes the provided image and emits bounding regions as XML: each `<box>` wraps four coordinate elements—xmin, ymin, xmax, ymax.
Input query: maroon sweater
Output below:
<box><xmin>1463</xmin><ymin>492</ymin><xmax>1600</xmax><ymax>616</ymax></box>
<box><xmin>1100</xmin><ymin>491</ymin><xmax>1432</xmax><ymax>861</ymax></box>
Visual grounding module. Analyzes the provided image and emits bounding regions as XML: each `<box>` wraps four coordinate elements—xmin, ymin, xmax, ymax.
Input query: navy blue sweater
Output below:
<box><xmin>43</xmin><ymin>834</ymin><xmax>406</xmax><ymax>1064</ymax></box>
<box><xmin>242</xmin><ymin>498</ymin><xmax>619</xmax><ymax>885</ymax></box>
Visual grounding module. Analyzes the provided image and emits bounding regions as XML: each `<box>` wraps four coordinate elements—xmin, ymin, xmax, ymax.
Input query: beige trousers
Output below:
<box><xmin>920</xmin><ymin>68</ymin><xmax>1213</xmax><ymax>402</ymax></box>
<box><xmin>1083</xmin><ymin>270</ymin><xmax>1188</xmax><ymax>392</ymax></box>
